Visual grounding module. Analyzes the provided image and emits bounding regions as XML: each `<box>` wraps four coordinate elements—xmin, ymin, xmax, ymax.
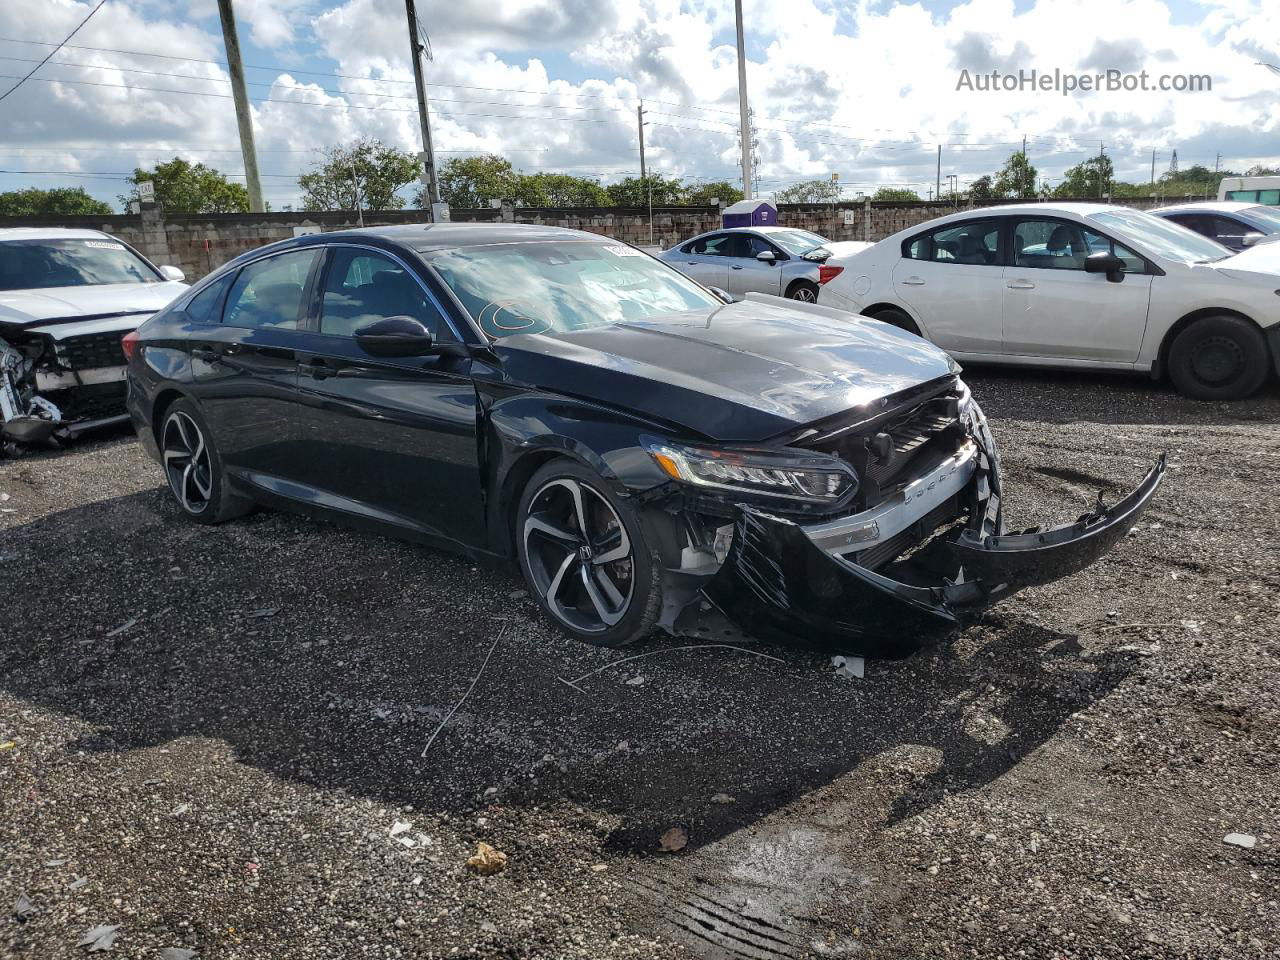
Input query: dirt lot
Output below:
<box><xmin>2</xmin><ymin>368</ymin><xmax>1278</xmax><ymax>960</ymax></box>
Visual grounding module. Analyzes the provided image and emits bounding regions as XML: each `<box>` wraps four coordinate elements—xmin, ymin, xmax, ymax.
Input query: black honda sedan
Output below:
<box><xmin>125</xmin><ymin>224</ymin><xmax>1164</xmax><ymax>654</ymax></box>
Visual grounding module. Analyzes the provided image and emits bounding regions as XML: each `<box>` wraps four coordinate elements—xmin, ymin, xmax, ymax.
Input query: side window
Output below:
<box><xmin>1080</xmin><ymin>228</ymin><xmax>1144</xmax><ymax>274</ymax></box>
<box><xmin>1259</xmin><ymin>190</ymin><xmax>1280</xmax><ymax>205</ymax></box>
<box><xmin>745</xmin><ymin>234</ymin><xmax>780</xmax><ymax>258</ymax></box>
<box><xmin>222</xmin><ymin>250</ymin><xmax>320</xmax><ymax>330</ymax></box>
<box><xmin>319</xmin><ymin>248</ymin><xmax>444</xmax><ymax>337</ymax></box>
<box><xmin>917</xmin><ymin>220</ymin><xmax>1000</xmax><ymax>265</ymax></box>
<box><xmin>904</xmin><ymin>234</ymin><xmax>930</xmax><ymax>260</ymax></box>
<box><xmin>183</xmin><ymin>273</ymin><xmax>234</xmax><ymax>324</ymax></box>
<box><xmin>693</xmin><ymin>234</ymin><xmax>735</xmax><ymax>257</ymax></box>
<box><xmin>1210</xmin><ymin>217</ymin><xmax>1249</xmax><ymax>242</ymax></box>
<box><xmin>1011</xmin><ymin>219</ymin><xmax>1092</xmax><ymax>270</ymax></box>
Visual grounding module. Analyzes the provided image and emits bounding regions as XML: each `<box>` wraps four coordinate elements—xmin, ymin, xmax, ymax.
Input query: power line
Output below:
<box><xmin>0</xmin><ymin>1</ymin><xmax>107</xmax><ymax>104</ymax></box>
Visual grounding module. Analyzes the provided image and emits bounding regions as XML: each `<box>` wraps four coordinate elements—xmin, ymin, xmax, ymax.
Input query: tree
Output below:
<box><xmin>604</xmin><ymin>174</ymin><xmax>686</xmax><ymax>207</ymax></box>
<box><xmin>124</xmin><ymin>158</ymin><xmax>249</xmax><ymax>213</ymax></box>
<box><xmin>993</xmin><ymin>151</ymin><xmax>1038</xmax><ymax>198</ymax></box>
<box><xmin>967</xmin><ymin>175</ymin><xmax>995</xmax><ymax>201</ymax></box>
<box><xmin>685</xmin><ymin>180</ymin><xmax>744</xmax><ymax>206</ymax></box>
<box><xmin>773</xmin><ymin>179</ymin><xmax>840</xmax><ymax>203</ymax></box>
<box><xmin>521</xmin><ymin>172</ymin><xmax>610</xmax><ymax>207</ymax></box>
<box><xmin>432</xmin><ymin>154</ymin><xmax>521</xmax><ymax>208</ymax></box>
<box><xmin>1053</xmin><ymin>155</ymin><xmax>1114</xmax><ymax>198</ymax></box>
<box><xmin>299</xmin><ymin>138</ymin><xmax>418</xmax><ymax>212</ymax></box>
<box><xmin>0</xmin><ymin>187</ymin><xmax>113</xmax><ymax>216</ymax></box>
<box><xmin>872</xmin><ymin>187</ymin><xmax>921</xmax><ymax>201</ymax></box>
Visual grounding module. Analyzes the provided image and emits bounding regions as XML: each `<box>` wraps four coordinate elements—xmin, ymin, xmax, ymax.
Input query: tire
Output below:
<box><xmin>787</xmin><ymin>280</ymin><xmax>819</xmax><ymax>303</ymax></box>
<box><xmin>158</xmin><ymin>399</ymin><xmax>252</xmax><ymax>524</ymax></box>
<box><xmin>1167</xmin><ymin>315</ymin><xmax>1269</xmax><ymax>401</ymax></box>
<box><xmin>868</xmin><ymin>306</ymin><xmax>921</xmax><ymax>336</ymax></box>
<box><xmin>515</xmin><ymin>460</ymin><xmax>664</xmax><ymax>647</ymax></box>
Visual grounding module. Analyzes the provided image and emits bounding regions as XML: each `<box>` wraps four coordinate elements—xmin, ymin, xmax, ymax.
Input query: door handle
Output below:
<box><xmin>686</xmin><ymin>260</ymin><xmax>698</xmax><ymax>265</ymax></box>
<box><xmin>730</xmin><ymin>265</ymin><xmax>743</xmax><ymax>270</ymax></box>
<box><xmin>305</xmin><ymin>358</ymin><xmax>337</xmax><ymax>380</ymax></box>
<box><xmin>901</xmin><ymin>276</ymin><xmax>925</xmax><ymax>286</ymax></box>
<box><xmin>1007</xmin><ymin>280</ymin><xmax>1036</xmax><ymax>289</ymax></box>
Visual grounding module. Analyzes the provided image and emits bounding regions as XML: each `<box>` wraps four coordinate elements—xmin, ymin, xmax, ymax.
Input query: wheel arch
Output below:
<box><xmin>861</xmin><ymin>301</ymin><xmax>923</xmax><ymax>336</ymax></box>
<box><xmin>1152</xmin><ymin>307</ymin><xmax>1264</xmax><ymax>380</ymax></box>
<box><xmin>784</xmin><ymin>277</ymin><xmax>818</xmax><ymax>299</ymax></box>
<box><xmin>150</xmin><ymin>386</ymin><xmax>195</xmax><ymax>445</ymax></box>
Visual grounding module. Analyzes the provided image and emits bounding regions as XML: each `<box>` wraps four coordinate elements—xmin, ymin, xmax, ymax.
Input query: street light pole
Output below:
<box><xmin>405</xmin><ymin>0</ymin><xmax>440</xmax><ymax>214</ymax></box>
<box><xmin>734</xmin><ymin>0</ymin><xmax>753</xmax><ymax>199</ymax></box>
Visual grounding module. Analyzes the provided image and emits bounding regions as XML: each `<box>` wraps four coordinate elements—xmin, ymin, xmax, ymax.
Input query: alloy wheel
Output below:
<box><xmin>162</xmin><ymin>410</ymin><xmax>213</xmax><ymax>514</ymax></box>
<box><xmin>791</xmin><ymin>286</ymin><xmax>817</xmax><ymax>302</ymax></box>
<box><xmin>523</xmin><ymin>477</ymin><xmax>635</xmax><ymax>634</ymax></box>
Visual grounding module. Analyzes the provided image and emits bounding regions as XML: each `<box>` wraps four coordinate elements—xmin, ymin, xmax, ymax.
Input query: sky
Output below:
<box><xmin>0</xmin><ymin>0</ymin><xmax>1276</xmax><ymax>210</ymax></box>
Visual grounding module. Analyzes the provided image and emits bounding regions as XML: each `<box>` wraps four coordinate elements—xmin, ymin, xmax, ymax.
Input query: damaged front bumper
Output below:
<box><xmin>701</xmin><ymin>449</ymin><xmax>1166</xmax><ymax>658</ymax></box>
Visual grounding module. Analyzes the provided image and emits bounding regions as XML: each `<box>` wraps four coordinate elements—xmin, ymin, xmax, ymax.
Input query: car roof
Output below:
<box><xmin>0</xmin><ymin>227</ymin><xmax>113</xmax><ymax>241</ymax></box>
<box><xmin>296</xmin><ymin>221</ymin><xmax>605</xmax><ymax>252</ymax></box>
<box><xmin>1149</xmin><ymin>201</ymin><xmax>1260</xmax><ymax>214</ymax></box>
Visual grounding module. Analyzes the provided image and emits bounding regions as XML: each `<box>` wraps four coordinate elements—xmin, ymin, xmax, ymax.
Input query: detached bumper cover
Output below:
<box><xmin>703</xmin><ymin>454</ymin><xmax>1166</xmax><ymax>656</ymax></box>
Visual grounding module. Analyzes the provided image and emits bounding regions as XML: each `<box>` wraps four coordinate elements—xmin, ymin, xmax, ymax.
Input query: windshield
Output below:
<box><xmin>1243</xmin><ymin>206</ymin><xmax>1280</xmax><ymax>231</ymax></box>
<box><xmin>766</xmin><ymin>229</ymin><xmax>830</xmax><ymax>255</ymax></box>
<box><xmin>425</xmin><ymin>240</ymin><xmax>722</xmax><ymax>339</ymax></box>
<box><xmin>0</xmin><ymin>238</ymin><xmax>161</xmax><ymax>292</ymax></box>
<box><xmin>1090</xmin><ymin>209</ymin><xmax>1232</xmax><ymax>264</ymax></box>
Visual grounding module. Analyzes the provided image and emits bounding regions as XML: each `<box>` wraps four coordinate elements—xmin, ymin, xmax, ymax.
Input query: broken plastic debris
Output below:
<box><xmin>105</xmin><ymin>618</ymin><xmax>136</xmax><ymax>638</ymax></box>
<box><xmin>710</xmin><ymin>793</ymin><xmax>735</xmax><ymax>805</ymax></box>
<box><xmin>0</xmin><ymin>740</ymin><xmax>15</xmax><ymax>751</ymax></box>
<box><xmin>13</xmin><ymin>892</ymin><xmax>33</xmax><ymax>920</ymax></box>
<box><xmin>1223</xmin><ymin>833</ymin><xmax>1257</xmax><ymax>849</ymax></box>
<box><xmin>389</xmin><ymin>820</ymin><xmax>412</xmax><ymax>837</ymax></box>
<box><xmin>832</xmin><ymin>655</ymin><xmax>865</xmax><ymax>680</ymax></box>
<box><xmin>68</xmin><ymin>875</ymin><xmax>89</xmax><ymax>890</ymax></box>
<box><xmin>590</xmin><ymin>863</ymin><xmax>608</xmax><ymax>872</ymax></box>
<box><xmin>624</xmin><ymin>675</ymin><xmax>645</xmax><ymax>686</ymax></box>
<box><xmin>157</xmin><ymin>949</ymin><xmax>198</xmax><ymax>960</ymax></box>
<box><xmin>77</xmin><ymin>924</ymin><xmax>120</xmax><ymax>951</ymax></box>
<box><xmin>659</xmin><ymin>826</ymin><xmax>688</xmax><ymax>853</ymax></box>
<box><xmin>245</xmin><ymin>607</ymin><xmax>279</xmax><ymax>619</ymax></box>
<box><xmin>170</xmin><ymin>803</ymin><xmax>191</xmax><ymax>816</ymax></box>
<box><xmin>466</xmin><ymin>842</ymin><xmax>508</xmax><ymax>875</ymax></box>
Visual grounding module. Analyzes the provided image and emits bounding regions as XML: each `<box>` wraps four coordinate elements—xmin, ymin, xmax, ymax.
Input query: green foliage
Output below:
<box><xmin>0</xmin><ymin>187</ymin><xmax>113</xmax><ymax>216</ymax></box>
<box><xmin>871</xmin><ymin>187</ymin><xmax>921</xmax><ymax>201</ymax></box>
<box><xmin>299</xmin><ymin>138</ymin><xmax>418</xmax><ymax>212</ymax></box>
<box><xmin>684</xmin><ymin>180</ymin><xmax>744</xmax><ymax>205</ymax></box>
<box><xmin>520</xmin><ymin>172</ymin><xmax>610</xmax><ymax>207</ymax></box>
<box><xmin>432</xmin><ymin>154</ymin><xmax>521</xmax><ymax>208</ymax></box>
<box><xmin>1052</xmin><ymin>155</ymin><xmax>1114</xmax><ymax>198</ymax></box>
<box><xmin>993</xmin><ymin>152</ymin><xmax>1038</xmax><ymax>198</ymax></box>
<box><xmin>772</xmin><ymin>179</ymin><xmax>841</xmax><ymax>204</ymax></box>
<box><xmin>967</xmin><ymin>175</ymin><xmax>995</xmax><ymax>201</ymax></box>
<box><xmin>125</xmin><ymin>158</ymin><xmax>249</xmax><ymax>214</ymax></box>
<box><xmin>604</xmin><ymin>174</ymin><xmax>687</xmax><ymax>207</ymax></box>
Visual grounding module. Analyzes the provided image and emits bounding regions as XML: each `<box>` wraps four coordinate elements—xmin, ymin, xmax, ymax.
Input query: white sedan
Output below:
<box><xmin>818</xmin><ymin>203</ymin><xmax>1280</xmax><ymax>400</ymax></box>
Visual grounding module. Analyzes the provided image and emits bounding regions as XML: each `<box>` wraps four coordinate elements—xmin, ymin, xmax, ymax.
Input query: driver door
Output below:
<box><xmin>289</xmin><ymin>245</ymin><xmax>485</xmax><ymax>548</ymax></box>
<box><xmin>727</xmin><ymin>233</ymin><xmax>785</xmax><ymax>298</ymax></box>
<box><xmin>676</xmin><ymin>233</ymin><xmax>732</xmax><ymax>291</ymax></box>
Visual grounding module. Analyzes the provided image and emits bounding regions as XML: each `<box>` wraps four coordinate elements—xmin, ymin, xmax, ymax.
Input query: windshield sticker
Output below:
<box><xmin>83</xmin><ymin>240</ymin><xmax>126</xmax><ymax>250</ymax></box>
<box><xmin>603</xmin><ymin>245</ymin><xmax>644</xmax><ymax>257</ymax></box>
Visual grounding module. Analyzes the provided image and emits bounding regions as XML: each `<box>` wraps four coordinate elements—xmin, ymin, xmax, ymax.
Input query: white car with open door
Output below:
<box><xmin>818</xmin><ymin>203</ymin><xmax>1280</xmax><ymax>400</ymax></box>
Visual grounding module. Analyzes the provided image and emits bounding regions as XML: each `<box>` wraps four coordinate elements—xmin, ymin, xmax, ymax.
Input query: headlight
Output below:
<box><xmin>644</xmin><ymin>438</ymin><xmax>858</xmax><ymax>504</ymax></box>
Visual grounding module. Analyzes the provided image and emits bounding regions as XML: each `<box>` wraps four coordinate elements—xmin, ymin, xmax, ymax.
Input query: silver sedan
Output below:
<box><xmin>657</xmin><ymin>226</ymin><xmax>859</xmax><ymax>302</ymax></box>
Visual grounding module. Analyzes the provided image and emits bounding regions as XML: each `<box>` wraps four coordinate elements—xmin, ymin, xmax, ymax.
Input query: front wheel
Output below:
<box><xmin>516</xmin><ymin>460</ymin><xmax>664</xmax><ymax>647</ymax></box>
<box><xmin>159</xmin><ymin>399</ymin><xmax>251</xmax><ymax>524</ymax></box>
<box><xmin>1167</xmin><ymin>315</ymin><xmax>1269</xmax><ymax>401</ymax></box>
<box><xmin>787</xmin><ymin>280</ymin><xmax>819</xmax><ymax>303</ymax></box>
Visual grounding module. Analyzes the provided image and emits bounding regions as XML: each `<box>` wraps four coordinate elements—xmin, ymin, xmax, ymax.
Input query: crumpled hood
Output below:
<box><xmin>1213</xmin><ymin>240</ymin><xmax>1280</xmax><ymax>283</ymax></box>
<box><xmin>0</xmin><ymin>281</ymin><xmax>187</xmax><ymax>329</ymax></box>
<box><xmin>493</xmin><ymin>297</ymin><xmax>959</xmax><ymax>442</ymax></box>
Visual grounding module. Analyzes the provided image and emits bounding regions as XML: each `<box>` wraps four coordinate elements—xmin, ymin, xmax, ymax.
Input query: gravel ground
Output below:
<box><xmin>2</xmin><ymin>368</ymin><xmax>1278</xmax><ymax>959</ymax></box>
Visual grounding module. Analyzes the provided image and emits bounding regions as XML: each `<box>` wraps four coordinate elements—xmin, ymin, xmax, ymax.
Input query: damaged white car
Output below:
<box><xmin>1</xmin><ymin>228</ymin><xmax>187</xmax><ymax>450</ymax></box>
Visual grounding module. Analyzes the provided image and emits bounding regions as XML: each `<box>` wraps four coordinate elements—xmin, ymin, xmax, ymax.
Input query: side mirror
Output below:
<box><xmin>1084</xmin><ymin>251</ymin><xmax>1125</xmax><ymax>283</ymax></box>
<box><xmin>1240</xmin><ymin>231</ymin><xmax>1265</xmax><ymax>248</ymax></box>
<box><xmin>354</xmin><ymin>315</ymin><xmax>435</xmax><ymax>357</ymax></box>
<box><xmin>159</xmin><ymin>264</ymin><xmax>186</xmax><ymax>282</ymax></box>
<box><xmin>707</xmin><ymin>286</ymin><xmax>733</xmax><ymax>303</ymax></box>
<box><xmin>755</xmin><ymin>250</ymin><xmax>778</xmax><ymax>263</ymax></box>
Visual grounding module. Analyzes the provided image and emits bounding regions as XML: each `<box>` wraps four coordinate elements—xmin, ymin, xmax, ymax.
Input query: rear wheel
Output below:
<box><xmin>868</xmin><ymin>306</ymin><xmax>921</xmax><ymax>336</ymax></box>
<box><xmin>516</xmin><ymin>460</ymin><xmax>663</xmax><ymax>647</ymax></box>
<box><xmin>159</xmin><ymin>399</ymin><xmax>251</xmax><ymax>524</ymax></box>
<box><xmin>1167</xmin><ymin>315</ymin><xmax>1269</xmax><ymax>401</ymax></box>
<box><xmin>787</xmin><ymin>280</ymin><xmax>819</xmax><ymax>303</ymax></box>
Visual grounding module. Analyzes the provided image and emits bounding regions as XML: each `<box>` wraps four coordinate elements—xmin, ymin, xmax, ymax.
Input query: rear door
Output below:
<box><xmin>891</xmin><ymin>218</ymin><xmax>1005</xmax><ymax>353</ymax></box>
<box><xmin>675</xmin><ymin>234</ymin><xmax>732</xmax><ymax>291</ymax></box>
<box><xmin>189</xmin><ymin>247</ymin><xmax>321</xmax><ymax>482</ymax></box>
<box><xmin>727</xmin><ymin>233</ymin><xmax>786</xmax><ymax>297</ymax></box>
<box><xmin>1001</xmin><ymin>217</ymin><xmax>1153</xmax><ymax>362</ymax></box>
<box><xmin>290</xmin><ymin>245</ymin><xmax>484</xmax><ymax>548</ymax></box>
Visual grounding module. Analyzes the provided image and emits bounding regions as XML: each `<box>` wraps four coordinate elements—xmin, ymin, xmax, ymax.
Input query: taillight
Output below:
<box><xmin>121</xmin><ymin>330</ymin><xmax>141</xmax><ymax>361</ymax></box>
<box><xmin>818</xmin><ymin>264</ymin><xmax>844</xmax><ymax>285</ymax></box>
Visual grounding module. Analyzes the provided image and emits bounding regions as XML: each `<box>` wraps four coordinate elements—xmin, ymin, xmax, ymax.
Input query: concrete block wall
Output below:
<box><xmin>0</xmin><ymin>196</ymin><xmax>1171</xmax><ymax>282</ymax></box>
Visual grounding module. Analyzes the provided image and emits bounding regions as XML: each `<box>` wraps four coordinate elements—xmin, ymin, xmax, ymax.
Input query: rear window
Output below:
<box><xmin>0</xmin><ymin>238</ymin><xmax>160</xmax><ymax>291</ymax></box>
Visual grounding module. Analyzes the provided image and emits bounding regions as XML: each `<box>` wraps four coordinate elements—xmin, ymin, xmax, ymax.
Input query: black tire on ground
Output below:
<box><xmin>868</xmin><ymin>306</ymin><xmax>921</xmax><ymax>336</ymax></box>
<box><xmin>158</xmin><ymin>398</ymin><xmax>253</xmax><ymax>524</ymax></box>
<box><xmin>515</xmin><ymin>459</ymin><xmax>665</xmax><ymax>648</ymax></box>
<box><xmin>787</xmin><ymin>280</ymin><xmax>819</xmax><ymax>303</ymax></box>
<box><xmin>1167</xmin><ymin>315</ymin><xmax>1270</xmax><ymax>401</ymax></box>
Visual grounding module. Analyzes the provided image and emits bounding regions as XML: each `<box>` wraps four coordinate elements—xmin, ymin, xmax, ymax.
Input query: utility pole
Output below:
<box><xmin>733</xmin><ymin>0</ymin><xmax>753</xmax><ymax>199</ymax></box>
<box><xmin>215</xmin><ymin>0</ymin><xmax>264</xmax><ymax>212</ymax></box>
<box><xmin>1098</xmin><ymin>142</ymin><xmax>1106</xmax><ymax>197</ymax></box>
<box><xmin>1151</xmin><ymin>149</ymin><xmax>1156</xmax><ymax>185</ymax></box>
<box><xmin>1214</xmin><ymin>152</ymin><xmax>1221</xmax><ymax>172</ymax></box>
<box><xmin>637</xmin><ymin>102</ymin><xmax>647</xmax><ymax>183</ymax></box>
<box><xmin>351</xmin><ymin>161</ymin><xmax>364</xmax><ymax>228</ymax></box>
<box><xmin>405</xmin><ymin>0</ymin><xmax>441</xmax><ymax>214</ymax></box>
<box><xmin>936</xmin><ymin>144</ymin><xmax>941</xmax><ymax>202</ymax></box>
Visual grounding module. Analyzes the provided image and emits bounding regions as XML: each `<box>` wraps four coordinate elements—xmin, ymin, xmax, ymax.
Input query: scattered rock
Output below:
<box><xmin>832</xmin><ymin>655</ymin><xmax>864</xmax><ymax>680</ymax></box>
<box><xmin>710</xmin><ymin>793</ymin><xmax>735</xmax><ymax>804</ymax></box>
<box><xmin>466</xmin><ymin>842</ymin><xmax>508</xmax><ymax>875</ymax></box>
<box><xmin>1223</xmin><ymin>833</ymin><xmax>1256</xmax><ymax>849</ymax></box>
<box><xmin>157</xmin><ymin>949</ymin><xmax>198</xmax><ymax>960</ymax></box>
<box><xmin>624</xmin><ymin>675</ymin><xmax>645</xmax><ymax>686</ymax></box>
<box><xmin>659</xmin><ymin>826</ymin><xmax>688</xmax><ymax>853</ymax></box>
